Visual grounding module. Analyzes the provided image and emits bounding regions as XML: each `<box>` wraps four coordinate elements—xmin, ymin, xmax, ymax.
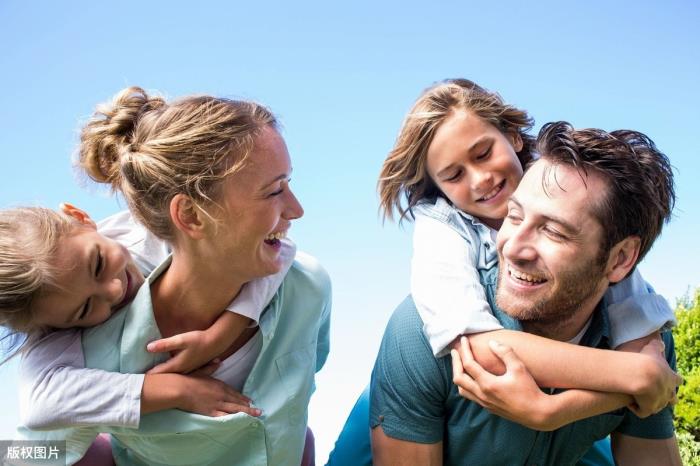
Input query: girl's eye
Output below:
<box><xmin>445</xmin><ymin>170</ymin><xmax>463</xmax><ymax>183</ymax></box>
<box><xmin>476</xmin><ymin>147</ymin><xmax>491</xmax><ymax>161</ymax></box>
<box><xmin>95</xmin><ymin>250</ymin><xmax>103</xmax><ymax>277</ymax></box>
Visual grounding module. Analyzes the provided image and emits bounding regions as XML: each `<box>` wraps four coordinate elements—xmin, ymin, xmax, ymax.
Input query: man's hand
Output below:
<box><xmin>450</xmin><ymin>336</ymin><xmax>561</xmax><ymax>431</ymax></box>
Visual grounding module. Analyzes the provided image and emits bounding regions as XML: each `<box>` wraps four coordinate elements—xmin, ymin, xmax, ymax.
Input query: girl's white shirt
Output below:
<box><xmin>19</xmin><ymin>210</ymin><xmax>295</xmax><ymax>430</ymax></box>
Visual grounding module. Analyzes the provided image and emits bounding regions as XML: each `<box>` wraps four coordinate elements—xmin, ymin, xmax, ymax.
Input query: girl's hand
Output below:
<box><xmin>146</xmin><ymin>330</ymin><xmax>215</xmax><ymax>374</ymax></box>
<box><xmin>176</xmin><ymin>370</ymin><xmax>262</xmax><ymax>418</ymax></box>
<box><xmin>626</xmin><ymin>337</ymin><xmax>680</xmax><ymax>418</ymax></box>
<box><xmin>450</xmin><ymin>336</ymin><xmax>560</xmax><ymax>431</ymax></box>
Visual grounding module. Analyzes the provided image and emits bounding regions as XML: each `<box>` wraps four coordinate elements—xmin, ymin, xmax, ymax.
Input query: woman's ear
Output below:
<box><xmin>605</xmin><ymin>236</ymin><xmax>641</xmax><ymax>283</ymax></box>
<box><xmin>60</xmin><ymin>203</ymin><xmax>97</xmax><ymax>228</ymax></box>
<box><xmin>169</xmin><ymin>194</ymin><xmax>207</xmax><ymax>240</ymax></box>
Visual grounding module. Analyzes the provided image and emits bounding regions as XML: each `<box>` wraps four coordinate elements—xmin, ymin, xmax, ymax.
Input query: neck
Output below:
<box><xmin>151</xmin><ymin>244</ymin><xmax>246</xmax><ymax>336</ymax></box>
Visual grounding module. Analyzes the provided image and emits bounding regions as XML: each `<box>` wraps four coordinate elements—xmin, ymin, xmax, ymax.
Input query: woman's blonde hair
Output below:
<box><xmin>0</xmin><ymin>207</ymin><xmax>74</xmax><ymax>346</ymax></box>
<box><xmin>79</xmin><ymin>86</ymin><xmax>278</xmax><ymax>241</ymax></box>
<box><xmin>378</xmin><ymin>78</ymin><xmax>535</xmax><ymax>222</ymax></box>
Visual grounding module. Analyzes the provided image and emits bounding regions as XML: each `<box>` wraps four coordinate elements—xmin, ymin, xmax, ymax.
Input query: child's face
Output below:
<box><xmin>32</xmin><ymin>211</ymin><xmax>145</xmax><ymax>329</ymax></box>
<box><xmin>426</xmin><ymin>110</ymin><xmax>524</xmax><ymax>229</ymax></box>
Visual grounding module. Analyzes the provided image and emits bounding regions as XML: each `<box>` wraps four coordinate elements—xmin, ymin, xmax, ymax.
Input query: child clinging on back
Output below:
<box><xmin>0</xmin><ymin>203</ymin><xmax>294</xmax><ymax>429</ymax></box>
<box><xmin>378</xmin><ymin>78</ymin><xmax>678</xmax><ymax>423</ymax></box>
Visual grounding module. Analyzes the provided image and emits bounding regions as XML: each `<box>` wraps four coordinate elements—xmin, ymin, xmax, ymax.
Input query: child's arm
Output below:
<box><xmin>145</xmin><ymin>239</ymin><xmax>297</xmax><ymax>374</ymax></box>
<box><xmin>451</xmin><ymin>336</ymin><xmax>675</xmax><ymax>431</ymax></box>
<box><xmin>19</xmin><ymin>330</ymin><xmax>259</xmax><ymax>430</ymax></box>
<box><xmin>411</xmin><ymin>212</ymin><xmax>503</xmax><ymax>357</ymax></box>
<box><xmin>411</xmin><ymin>211</ymin><xmax>677</xmax><ymax>418</ymax></box>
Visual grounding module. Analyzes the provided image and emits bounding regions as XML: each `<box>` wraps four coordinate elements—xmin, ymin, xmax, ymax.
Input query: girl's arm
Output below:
<box><xmin>145</xmin><ymin>239</ymin><xmax>297</xmax><ymax>374</ymax></box>
<box><xmin>19</xmin><ymin>330</ymin><xmax>259</xmax><ymax>430</ymax></box>
<box><xmin>411</xmin><ymin>212</ymin><xmax>677</xmax><ymax>416</ymax></box>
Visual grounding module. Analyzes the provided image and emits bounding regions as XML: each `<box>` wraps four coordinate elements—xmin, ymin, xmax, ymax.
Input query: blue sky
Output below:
<box><xmin>1</xmin><ymin>0</ymin><xmax>698</xmax><ymax>462</ymax></box>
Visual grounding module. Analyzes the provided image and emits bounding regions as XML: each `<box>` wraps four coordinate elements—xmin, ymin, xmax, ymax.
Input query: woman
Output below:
<box><xmin>20</xmin><ymin>87</ymin><xmax>331</xmax><ymax>466</ymax></box>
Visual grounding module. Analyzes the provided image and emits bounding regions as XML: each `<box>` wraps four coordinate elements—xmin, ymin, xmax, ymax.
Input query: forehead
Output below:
<box><xmin>233</xmin><ymin>127</ymin><xmax>290</xmax><ymax>183</ymax></box>
<box><xmin>516</xmin><ymin>159</ymin><xmax>606</xmax><ymax>228</ymax></box>
<box><xmin>427</xmin><ymin>111</ymin><xmax>497</xmax><ymax>162</ymax></box>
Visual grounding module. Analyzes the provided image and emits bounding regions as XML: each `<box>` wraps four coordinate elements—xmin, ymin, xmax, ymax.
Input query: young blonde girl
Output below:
<box><xmin>1</xmin><ymin>204</ymin><xmax>293</xmax><ymax>429</ymax></box>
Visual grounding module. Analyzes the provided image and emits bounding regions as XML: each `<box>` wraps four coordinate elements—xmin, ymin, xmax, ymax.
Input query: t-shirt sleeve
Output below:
<box><xmin>411</xmin><ymin>212</ymin><xmax>502</xmax><ymax>357</ymax></box>
<box><xmin>370</xmin><ymin>297</ymin><xmax>450</xmax><ymax>444</ymax></box>
<box><xmin>604</xmin><ymin>268</ymin><xmax>676</xmax><ymax>348</ymax></box>
<box><xmin>226</xmin><ymin>239</ymin><xmax>296</xmax><ymax>325</ymax></box>
<box><xmin>19</xmin><ymin>330</ymin><xmax>144</xmax><ymax>429</ymax></box>
<box><xmin>614</xmin><ymin>330</ymin><xmax>677</xmax><ymax>439</ymax></box>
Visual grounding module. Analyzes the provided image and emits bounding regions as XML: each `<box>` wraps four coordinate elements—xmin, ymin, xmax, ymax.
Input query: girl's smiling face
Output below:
<box><xmin>32</xmin><ymin>208</ymin><xmax>145</xmax><ymax>329</ymax></box>
<box><xmin>426</xmin><ymin>110</ymin><xmax>524</xmax><ymax>230</ymax></box>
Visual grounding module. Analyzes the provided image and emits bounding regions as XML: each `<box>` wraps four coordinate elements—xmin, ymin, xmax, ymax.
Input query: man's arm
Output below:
<box><xmin>372</xmin><ymin>426</ymin><xmax>441</xmax><ymax>466</ymax></box>
<box><xmin>611</xmin><ymin>432</ymin><xmax>682</xmax><ymax>466</ymax></box>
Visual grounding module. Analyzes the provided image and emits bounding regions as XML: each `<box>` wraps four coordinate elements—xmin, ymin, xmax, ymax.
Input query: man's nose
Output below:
<box><xmin>502</xmin><ymin>224</ymin><xmax>537</xmax><ymax>263</ymax></box>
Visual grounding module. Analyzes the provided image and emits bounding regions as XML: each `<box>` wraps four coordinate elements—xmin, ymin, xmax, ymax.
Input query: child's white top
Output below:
<box><xmin>411</xmin><ymin>197</ymin><xmax>676</xmax><ymax>357</ymax></box>
<box><xmin>19</xmin><ymin>210</ymin><xmax>296</xmax><ymax>429</ymax></box>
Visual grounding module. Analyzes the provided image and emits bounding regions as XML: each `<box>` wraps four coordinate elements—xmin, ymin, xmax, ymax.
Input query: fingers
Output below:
<box><xmin>147</xmin><ymin>335</ymin><xmax>185</xmax><ymax>354</ymax></box>
<box><xmin>218</xmin><ymin>402</ymin><xmax>262</xmax><ymax>417</ymax></box>
<box><xmin>487</xmin><ymin>340</ymin><xmax>522</xmax><ymax>371</ymax></box>
<box><xmin>191</xmin><ymin>359</ymin><xmax>221</xmax><ymax>377</ymax></box>
<box><xmin>451</xmin><ymin>350</ymin><xmax>482</xmax><ymax>397</ymax></box>
<box><xmin>458</xmin><ymin>337</ymin><xmax>491</xmax><ymax>382</ymax></box>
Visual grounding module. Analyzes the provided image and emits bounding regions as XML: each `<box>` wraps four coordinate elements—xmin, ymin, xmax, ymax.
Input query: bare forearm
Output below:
<box><xmin>467</xmin><ymin>329</ymin><xmax>656</xmax><ymax>394</ymax></box>
<box><xmin>140</xmin><ymin>373</ymin><xmax>184</xmax><ymax>415</ymax></box>
<box><xmin>544</xmin><ymin>389</ymin><xmax>631</xmax><ymax>430</ymax></box>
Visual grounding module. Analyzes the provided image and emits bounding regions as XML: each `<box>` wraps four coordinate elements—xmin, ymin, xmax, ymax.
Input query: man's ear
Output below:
<box><xmin>169</xmin><ymin>194</ymin><xmax>207</xmax><ymax>240</ymax></box>
<box><xmin>508</xmin><ymin>131</ymin><xmax>524</xmax><ymax>153</ymax></box>
<box><xmin>605</xmin><ymin>236</ymin><xmax>641</xmax><ymax>283</ymax></box>
<box><xmin>60</xmin><ymin>203</ymin><xmax>97</xmax><ymax>228</ymax></box>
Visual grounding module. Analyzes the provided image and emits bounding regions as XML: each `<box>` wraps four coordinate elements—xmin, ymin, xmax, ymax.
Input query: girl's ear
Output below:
<box><xmin>60</xmin><ymin>203</ymin><xmax>97</xmax><ymax>228</ymax></box>
<box><xmin>169</xmin><ymin>194</ymin><xmax>207</xmax><ymax>240</ymax></box>
<box><xmin>508</xmin><ymin>132</ymin><xmax>524</xmax><ymax>152</ymax></box>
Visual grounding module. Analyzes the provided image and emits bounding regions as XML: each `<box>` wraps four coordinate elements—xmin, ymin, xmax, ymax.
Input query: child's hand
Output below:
<box><xmin>627</xmin><ymin>338</ymin><xmax>680</xmax><ymax>418</ymax></box>
<box><xmin>177</xmin><ymin>370</ymin><xmax>262</xmax><ymax>418</ymax></box>
<box><xmin>146</xmin><ymin>330</ymin><xmax>216</xmax><ymax>374</ymax></box>
<box><xmin>450</xmin><ymin>336</ymin><xmax>559</xmax><ymax>431</ymax></box>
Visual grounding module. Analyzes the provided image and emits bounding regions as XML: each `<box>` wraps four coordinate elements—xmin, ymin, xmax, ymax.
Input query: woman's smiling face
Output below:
<box><xmin>211</xmin><ymin>125</ymin><xmax>304</xmax><ymax>280</ymax></box>
<box><xmin>426</xmin><ymin>110</ymin><xmax>524</xmax><ymax>229</ymax></box>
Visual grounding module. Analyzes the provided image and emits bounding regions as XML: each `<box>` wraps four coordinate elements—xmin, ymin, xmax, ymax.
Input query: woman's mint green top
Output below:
<box><xmin>22</xmin><ymin>252</ymin><xmax>331</xmax><ymax>466</ymax></box>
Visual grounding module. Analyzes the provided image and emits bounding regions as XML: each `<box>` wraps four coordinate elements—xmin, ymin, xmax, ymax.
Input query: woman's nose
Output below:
<box><xmin>285</xmin><ymin>189</ymin><xmax>304</xmax><ymax>220</ymax></box>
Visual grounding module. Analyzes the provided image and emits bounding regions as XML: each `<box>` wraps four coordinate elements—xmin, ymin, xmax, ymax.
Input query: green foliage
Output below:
<box><xmin>674</xmin><ymin>288</ymin><xmax>700</xmax><ymax>376</ymax></box>
<box><xmin>673</xmin><ymin>287</ymin><xmax>700</xmax><ymax>458</ymax></box>
<box><xmin>678</xmin><ymin>430</ymin><xmax>700</xmax><ymax>466</ymax></box>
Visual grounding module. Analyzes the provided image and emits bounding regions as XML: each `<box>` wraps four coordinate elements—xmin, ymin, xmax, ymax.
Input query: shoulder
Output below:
<box><xmin>287</xmin><ymin>251</ymin><xmax>331</xmax><ymax>298</ymax></box>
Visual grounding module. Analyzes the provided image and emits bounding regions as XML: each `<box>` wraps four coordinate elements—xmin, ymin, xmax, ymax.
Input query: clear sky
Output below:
<box><xmin>1</xmin><ymin>0</ymin><xmax>698</xmax><ymax>462</ymax></box>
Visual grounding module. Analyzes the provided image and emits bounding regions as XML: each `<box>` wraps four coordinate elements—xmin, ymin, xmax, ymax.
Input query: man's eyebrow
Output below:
<box><xmin>435</xmin><ymin>137</ymin><xmax>490</xmax><ymax>179</ymax></box>
<box><xmin>509</xmin><ymin>196</ymin><xmax>580</xmax><ymax>235</ymax></box>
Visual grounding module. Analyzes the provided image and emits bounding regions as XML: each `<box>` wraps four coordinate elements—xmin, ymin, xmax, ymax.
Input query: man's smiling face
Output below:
<box><xmin>495</xmin><ymin>158</ymin><xmax>612</xmax><ymax>339</ymax></box>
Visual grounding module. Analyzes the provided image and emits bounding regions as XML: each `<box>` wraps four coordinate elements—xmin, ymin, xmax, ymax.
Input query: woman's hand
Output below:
<box><xmin>625</xmin><ymin>337</ymin><xmax>680</xmax><ymax>418</ymax></box>
<box><xmin>450</xmin><ymin>336</ymin><xmax>561</xmax><ymax>431</ymax></box>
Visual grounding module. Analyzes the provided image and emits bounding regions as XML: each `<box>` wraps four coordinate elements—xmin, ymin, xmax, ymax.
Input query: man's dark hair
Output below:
<box><xmin>536</xmin><ymin>121</ymin><xmax>675</xmax><ymax>264</ymax></box>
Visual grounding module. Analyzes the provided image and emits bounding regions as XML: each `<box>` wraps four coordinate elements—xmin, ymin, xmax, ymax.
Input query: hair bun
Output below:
<box><xmin>78</xmin><ymin>86</ymin><xmax>165</xmax><ymax>186</ymax></box>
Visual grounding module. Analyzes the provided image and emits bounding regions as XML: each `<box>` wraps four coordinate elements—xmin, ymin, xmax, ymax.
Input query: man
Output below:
<box><xmin>370</xmin><ymin>122</ymin><xmax>682</xmax><ymax>465</ymax></box>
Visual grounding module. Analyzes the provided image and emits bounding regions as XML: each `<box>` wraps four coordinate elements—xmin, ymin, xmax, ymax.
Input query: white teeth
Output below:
<box><xmin>265</xmin><ymin>231</ymin><xmax>287</xmax><ymax>241</ymax></box>
<box><xmin>509</xmin><ymin>265</ymin><xmax>545</xmax><ymax>284</ymax></box>
<box><xmin>480</xmin><ymin>181</ymin><xmax>503</xmax><ymax>201</ymax></box>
